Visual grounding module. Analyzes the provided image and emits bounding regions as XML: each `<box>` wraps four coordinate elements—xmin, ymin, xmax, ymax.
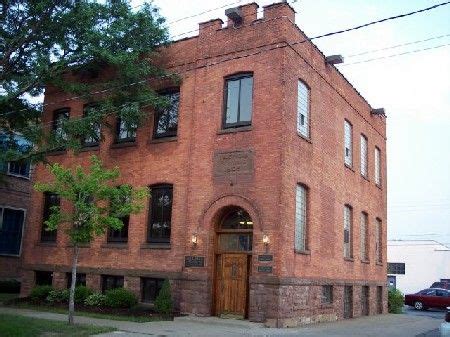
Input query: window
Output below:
<box><xmin>436</xmin><ymin>290</ymin><xmax>449</xmax><ymax>297</ymax></box>
<box><xmin>154</xmin><ymin>91</ymin><xmax>179</xmax><ymax>138</ymax></box>
<box><xmin>8</xmin><ymin>161</ymin><xmax>31</xmax><ymax>178</ymax></box>
<box><xmin>107</xmin><ymin>215</ymin><xmax>129</xmax><ymax>243</ymax></box>
<box><xmin>360</xmin><ymin>134</ymin><xmax>368</xmax><ymax>177</ymax></box>
<box><xmin>344</xmin><ymin>120</ymin><xmax>353</xmax><ymax>166</ymax></box>
<box><xmin>0</xmin><ymin>133</ymin><xmax>31</xmax><ymax>178</ymax></box>
<box><xmin>217</xmin><ymin>207</ymin><xmax>253</xmax><ymax>252</ymax></box>
<box><xmin>387</xmin><ymin>262</ymin><xmax>405</xmax><ymax>275</ymax></box>
<box><xmin>322</xmin><ymin>285</ymin><xmax>333</xmax><ymax>304</ymax></box>
<box><xmin>297</xmin><ymin>80</ymin><xmax>310</xmax><ymax>138</ymax></box>
<box><xmin>360</xmin><ymin>212</ymin><xmax>368</xmax><ymax>261</ymax></box>
<box><xmin>419</xmin><ymin>289</ymin><xmax>436</xmax><ymax>296</ymax></box>
<box><xmin>375</xmin><ymin>218</ymin><xmax>382</xmax><ymax>263</ymax></box>
<box><xmin>141</xmin><ymin>278</ymin><xmax>164</xmax><ymax>303</ymax></box>
<box><xmin>375</xmin><ymin>147</ymin><xmax>381</xmax><ymax>186</ymax></box>
<box><xmin>82</xmin><ymin>104</ymin><xmax>101</xmax><ymax>147</ymax></box>
<box><xmin>116</xmin><ymin>117</ymin><xmax>137</xmax><ymax>143</ymax></box>
<box><xmin>66</xmin><ymin>273</ymin><xmax>86</xmax><ymax>288</ymax></box>
<box><xmin>223</xmin><ymin>74</ymin><xmax>253</xmax><ymax>128</ymax></box>
<box><xmin>35</xmin><ymin>271</ymin><xmax>53</xmax><ymax>286</ymax></box>
<box><xmin>0</xmin><ymin>207</ymin><xmax>25</xmax><ymax>255</ymax></box>
<box><xmin>344</xmin><ymin>205</ymin><xmax>353</xmax><ymax>258</ymax></box>
<box><xmin>148</xmin><ymin>184</ymin><xmax>173</xmax><ymax>243</ymax></box>
<box><xmin>53</xmin><ymin>108</ymin><xmax>70</xmax><ymax>143</ymax></box>
<box><xmin>295</xmin><ymin>184</ymin><xmax>308</xmax><ymax>252</ymax></box>
<box><xmin>41</xmin><ymin>193</ymin><xmax>60</xmax><ymax>242</ymax></box>
<box><xmin>361</xmin><ymin>286</ymin><xmax>369</xmax><ymax>316</ymax></box>
<box><xmin>101</xmin><ymin>275</ymin><xmax>124</xmax><ymax>293</ymax></box>
<box><xmin>377</xmin><ymin>286</ymin><xmax>383</xmax><ymax>314</ymax></box>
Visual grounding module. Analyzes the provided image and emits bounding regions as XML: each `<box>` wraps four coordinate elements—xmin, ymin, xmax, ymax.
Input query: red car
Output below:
<box><xmin>405</xmin><ymin>288</ymin><xmax>450</xmax><ymax>310</ymax></box>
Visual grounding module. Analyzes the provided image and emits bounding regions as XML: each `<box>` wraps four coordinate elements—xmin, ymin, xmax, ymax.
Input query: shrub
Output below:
<box><xmin>105</xmin><ymin>288</ymin><xmax>137</xmax><ymax>308</ymax></box>
<box><xmin>154</xmin><ymin>279</ymin><xmax>172</xmax><ymax>316</ymax></box>
<box><xmin>388</xmin><ymin>288</ymin><xmax>404</xmax><ymax>314</ymax></box>
<box><xmin>30</xmin><ymin>285</ymin><xmax>53</xmax><ymax>302</ymax></box>
<box><xmin>46</xmin><ymin>289</ymin><xmax>69</xmax><ymax>303</ymax></box>
<box><xmin>0</xmin><ymin>280</ymin><xmax>21</xmax><ymax>293</ymax></box>
<box><xmin>74</xmin><ymin>286</ymin><xmax>93</xmax><ymax>304</ymax></box>
<box><xmin>84</xmin><ymin>293</ymin><xmax>107</xmax><ymax>307</ymax></box>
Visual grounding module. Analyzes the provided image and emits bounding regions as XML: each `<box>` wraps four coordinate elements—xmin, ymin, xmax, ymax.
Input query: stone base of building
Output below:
<box><xmin>20</xmin><ymin>265</ymin><xmax>387</xmax><ymax>328</ymax></box>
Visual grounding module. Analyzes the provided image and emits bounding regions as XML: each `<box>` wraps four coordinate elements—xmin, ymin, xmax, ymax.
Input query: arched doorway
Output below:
<box><xmin>214</xmin><ymin>206</ymin><xmax>253</xmax><ymax>318</ymax></box>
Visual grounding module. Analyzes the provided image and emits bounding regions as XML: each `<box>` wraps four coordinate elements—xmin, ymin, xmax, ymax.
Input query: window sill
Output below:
<box><xmin>344</xmin><ymin>257</ymin><xmax>354</xmax><ymax>262</ymax></box>
<box><xmin>0</xmin><ymin>253</ymin><xmax>20</xmax><ymax>258</ymax></box>
<box><xmin>361</xmin><ymin>259</ymin><xmax>370</xmax><ymax>264</ymax></box>
<box><xmin>149</xmin><ymin>136</ymin><xmax>177</xmax><ymax>144</ymax></box>
<box><xmin>344</xmin><ymin>164</ymin><xmax>354</xmax><ymax>172</ymax></box>
<box><xmin>67</xmin><ymin>243</ymin><xmax>90</xmax><ymax>248</ymax></box>
<box><xmin>297</xmin><ymin>133</ymin><xmax>312</xmax><ymax>144</ymax></box>
<box><xmin>320</xmin><ymin>303</ymin><xmax>334</xmax><ymax>309</ymax></box>
<box><xmin>217</xmin><ymin>125</ymin><xmax>252</xmax><ymax>135</ymax></box>
<box><xmin>80</xmin><ymin>146</ymin><xmax>100</xmax><ymax>152</ymax></box>
<box><xmin>46</xmin><ymin>149</ymin><xmax>67</xmax><ymax>156</ymax></box>
<box><xmin>101</xmin><ymin>243</ymin><xmax>128</xmax><ymax>249</ymax></box>
<box><xmin>141</xmin><ymin>243</ymin><xmax>171</xmax><ymax>250</ymax></box>
<box><xmin>36</xmin><ymin>242</ymin><xmax>57</xmax><ymax>247</ymax></box>
<box><xmin>295</xmin><ymin>249</ymin><xmax>311</xmax><ymax>255</ymax></box>
<box><xmin>376</xmin><ymin>261</ymin><xmax>383</xmax><ymax>266</ymax></box>
<box><xmin>361</xmin><ymin>174</ymin><xmax>370</xmax><ymax>182</ymax></box>
<box><xmin>6</xmin><ymin>173</ymin><xmax>31</xmax><ymax>180</ymax></box>
<box><xmin>376</xmin><ymin>183</ymin><xmax>383</xmax><ymax>190</ymax></box>
<box><xmin>110</xmin><ymin>141</ymin><xmax>137</xmax><ymax>149</ymax></box>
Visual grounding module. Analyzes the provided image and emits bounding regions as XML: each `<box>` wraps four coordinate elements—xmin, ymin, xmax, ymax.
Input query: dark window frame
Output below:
<box><xmin>35</xmin><ymin>270</ymin><xmax>53</xmax><ymax>286</ymax></box>
<box><xmin>115</xmin><ymin>116</ymin><xmax>137</xmax><ymax>143</ymax></box>
<box><xmin>66</xmin><ymin>273</ymin><xmax>87</xmax><ymax>288</ymax></box>
<box><xmin>52</xmin><ymin>108</ymin><xmax>70</xmax><ymax>142</ymax></box>
<box><xmin>147</xmin><ymin>184</ymin><xmax>173</xmax><ymax>244</ymax></box>
<box><xmin>322</xmin><ymin>285</ymin><xmax>333</xmax><ymax>304</ymax></box>
<box><xmin>0</xmin><ymin>207</ymin><xmax>25</xmax><ymax>256</ymax></box>
<box><xmin>387</xmin><ymin>262</ymin><xmax>405</xmax><ymax>275</ymax></box>
<box><xmin>40</xmin><ymin>192</ymin><xmax>60</xmax><ymax>242</ymax></box>
<box><xmin>7</xmin><ymin>160</ymin><xmax>31</xmax><ymax>179</ymax></box>
<box><xmin>141</xmin><ymin>277</ymin><xmax>164</xmax><ymax>303</ymax></box>
<box><xmin>222</xmin><ymin>73</ymin><xmax>254</xmax><ymax>129</ymax></box>
<box><xmin>107</xmin><ymin>215</ymin><xmax>129</xmax><ymax>243</ymax></box>
<box><xmin>101</xmin><ymin>275</ymin><xmax>124</xmax><ymax>293</ymax></box>
<box><xmin>153</xmin><ymin>89</ymin><xmax>180</xmax><ymax>139</ymax></box>
<box><xmin>82</xmin><ymin>103</ymin><xmax>101</xmax><ymax>147</ymax></box>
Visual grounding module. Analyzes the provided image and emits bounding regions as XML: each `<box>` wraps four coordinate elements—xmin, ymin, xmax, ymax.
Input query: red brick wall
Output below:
<box><xmin>20</xmin><ymin>2</ymin><xmax>387</xmax><ymax>323</ymax></box>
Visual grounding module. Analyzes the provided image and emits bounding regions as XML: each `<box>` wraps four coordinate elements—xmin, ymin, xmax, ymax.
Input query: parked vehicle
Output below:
<box><xmin>431</xmin><ymin>282</ymin><xmax>450</xmax><ymax>290</ymax></box>
<box><xmin>405</xmin><ymin>288</ymin><xmax>450</xmax><ymax>310</ymax></box>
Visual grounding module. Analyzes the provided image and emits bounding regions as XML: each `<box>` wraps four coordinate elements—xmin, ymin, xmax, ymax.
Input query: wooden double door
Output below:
<box><xmin>215</xmin><ymin>253</ymin><xmax>250</xmax><ymax>318</ymax></box>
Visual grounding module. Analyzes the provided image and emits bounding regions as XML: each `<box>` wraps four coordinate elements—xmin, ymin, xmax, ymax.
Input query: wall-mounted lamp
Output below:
<box><xmin>262</xmin><ymin>234</ymin><xmax>270</xmax><ymax>246</ymax></box>
<box><xmin>191</xmin><ymin>234</ymin><xmax>198</xmax><ymax>246</ymax></box>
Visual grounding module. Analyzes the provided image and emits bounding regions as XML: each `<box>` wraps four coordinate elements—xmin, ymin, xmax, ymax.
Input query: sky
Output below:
<box><xmin>133</xmin><ymin>0</ymin><xmax>450</xmax><ymax>245</ymax></box>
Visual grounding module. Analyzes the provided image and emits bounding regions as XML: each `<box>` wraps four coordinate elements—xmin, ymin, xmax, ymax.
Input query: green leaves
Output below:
<box><xmin>34</xmin><ymin>155</ymin><xmax>148</xmax><ymax>245</ymax></box>
<box><xmin>1</xmin><ymin>1</ymin><xmax>170</xmax><ymax>163</ymax></box>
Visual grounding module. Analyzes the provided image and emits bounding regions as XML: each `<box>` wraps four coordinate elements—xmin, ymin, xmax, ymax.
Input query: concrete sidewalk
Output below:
<box><xmin>0</xmin><ymin>306</ymin><xmax>442</xmax><ymax>336</ymax></box>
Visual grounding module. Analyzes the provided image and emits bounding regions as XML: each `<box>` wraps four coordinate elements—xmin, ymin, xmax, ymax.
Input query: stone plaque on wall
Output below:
<box><xmin>185</xmin><ymin>256</ymin><xmax>205</xmax><ymax>268</ymax></box>
<box><xmin>257</xmin><ymin>266</ymin><xmax>273</xmax><ymax>273</ymax></box>
<box><xmin>213</xmin><ymin>150</ymin><xmax>254</xmax><ymax>183</ymax></box>
<box><xmin>258</xmin><ymin>254</ymin><xmax>273</xmax><ymax>262</ymax></box>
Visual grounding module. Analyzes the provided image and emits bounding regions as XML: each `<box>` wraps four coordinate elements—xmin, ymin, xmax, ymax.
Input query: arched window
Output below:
<box><xmin>220</xmin><ymin>207</ymin><xmax>253</xmax><ymax>230</ymax></box>
<box><xmin>217</xmin><ymin>207</ymin><xmax>253</xmax><ymax>252</ymax></box>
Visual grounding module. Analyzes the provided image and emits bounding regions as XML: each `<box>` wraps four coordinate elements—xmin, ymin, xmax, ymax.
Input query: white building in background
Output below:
<box><xmin>387</xmin><ymin>240</ymin><xmax>450</xmax><ymax>295</ymax></box>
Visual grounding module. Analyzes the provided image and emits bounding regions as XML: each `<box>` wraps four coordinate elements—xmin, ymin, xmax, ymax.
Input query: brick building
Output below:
<box><xmin>0</xmin><ymin>133</ymin><xmax>32</xmax><ymax>283</ymax></box>
<box><xmin>20</xmin><ymin>2</ymin><xmax>387</xmax><ymax>327</ymax></box>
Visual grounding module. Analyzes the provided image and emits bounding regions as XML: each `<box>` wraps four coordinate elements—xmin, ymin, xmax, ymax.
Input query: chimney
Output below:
<box><xmin>226</xmin><ymin>3</ymin><xmax>259</xmax><ymax>27</ymax></box>
<box><xmin>263</xmin><ymin>1</ymin><xmax>295</xmax><ymax>22</ymax></box>
<box><xmin>199</xmin><ymin>18</ymin><xmax>223</xmax><ymax>36</ymax></box>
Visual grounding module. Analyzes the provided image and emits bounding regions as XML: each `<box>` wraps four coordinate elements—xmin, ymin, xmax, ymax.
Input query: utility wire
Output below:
<box><xmin>2</xmin><ymin>1</ymin><xmax>450</xmax><ymax>118</ymax></box>
<box><xmin>346</xmin><ymin>33</ymin><xmax>450</xmax><ymax>57</ymax></box>
<box><xmin>341</xmin><ymin>43</ymin><xmax>450</xmax><ymax>66</ymax></box>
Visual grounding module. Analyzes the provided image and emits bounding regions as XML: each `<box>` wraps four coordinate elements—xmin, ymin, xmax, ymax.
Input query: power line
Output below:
<box><xmin>346</xmin><ymin>33</ymin><xmax>450</xmax><ymax>57</ymax></box>
<box><xmin>2</xmin><ymin>1</ymin><xmax>450</xmax><ymax>119</ymax></box>
<box><xmin>341</xmin><ymin>43</ymin><xmax>450</xmax><ymax>66</ymax></box>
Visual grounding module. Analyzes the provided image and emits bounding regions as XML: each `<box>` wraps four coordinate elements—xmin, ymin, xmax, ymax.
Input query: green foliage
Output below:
<box><xmin>30</xmin><ymin>286</ymin><xmax>53</xmax><ymax>302</ymax></box>
<box><xmin>1</xmin><ymin>1</ymin><xmax>172</xmax><ymax>163</ymax></box>
<box><xmin>154</xmin><ymin>279</ymin><xmax>173</xmax><ymax>316</ymax></box>
<box><xmin>104</xmin><ymin>288</ymin><xmax>137</xmax><ymax>308</ymax></box>
<box><xmin>0</xmin><ymin>280</ymin><xmax>21</xmax><ymax>294</ymax></box>
<box><xmin>84</xmin><ymin>293</ymin><xmax>107</xmax><ymax>307</ymax></box>
<box><xmin>74</xmin><ymin>286</ymin><xmax>93</xmax><ymax>304</ymax></box>
<box><xmin>34</xmin><ymin>155</ymin><xmax>148</xmax><ymax>245</ymax></box>
<box><xmin>46</xmin><ymin>289</ymin><xmax>70</xmax><ymax>304</ymax></box>
<box><xmin>388</xmin><ymin>288</ymin><xmax>404</xmax><ymax>314</ymax></box>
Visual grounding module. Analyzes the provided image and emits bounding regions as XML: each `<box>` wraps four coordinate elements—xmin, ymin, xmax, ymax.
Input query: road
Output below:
<box><xmin>404</xmin><ymin>305</ymin><xmax>447</xmax><ymax>320</ymax></box>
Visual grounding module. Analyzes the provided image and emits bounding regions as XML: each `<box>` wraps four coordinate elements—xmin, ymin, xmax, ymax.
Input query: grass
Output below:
<box><xmin>0</xmin><ymin>293</ymin><xmax>19</xmax><ymax>303</ymax></box>
<box><xmin>0</xmin><ymin>313</ymin><xmax>115</xmax><ymax>337</ymax></box>
<box><xmin>8</xmin><ymin>302</ymin><xmax>164</xmax><ymax>322</ymax></box>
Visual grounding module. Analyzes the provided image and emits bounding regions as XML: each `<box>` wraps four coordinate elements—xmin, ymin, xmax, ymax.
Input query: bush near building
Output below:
<box><xmin>154</xmin><ymin>279</ymin><xmax>173</xmax><ymax>316</ymax></box>
<box><xmin>388</xmin><ymin>288</ymin><xmax>404</xmax><ymax>314</ymax></box>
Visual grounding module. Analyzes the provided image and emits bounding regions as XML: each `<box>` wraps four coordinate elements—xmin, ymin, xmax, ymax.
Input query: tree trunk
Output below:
<box><xmin>68</xmin><ymin>245</ymin><xmax>80</xmax><ymax>325</ymax></box>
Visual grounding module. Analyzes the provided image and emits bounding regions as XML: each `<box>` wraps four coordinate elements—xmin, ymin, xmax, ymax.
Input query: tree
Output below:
<box><xmin>34</xmin><ymin>155</ymin><xmax>148</xmax><ymax>324</ymax></box>
<box><xmin>1</xmin><ymin>1</ymin><xmax>172</xmax><ymax>163</ymax></box>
